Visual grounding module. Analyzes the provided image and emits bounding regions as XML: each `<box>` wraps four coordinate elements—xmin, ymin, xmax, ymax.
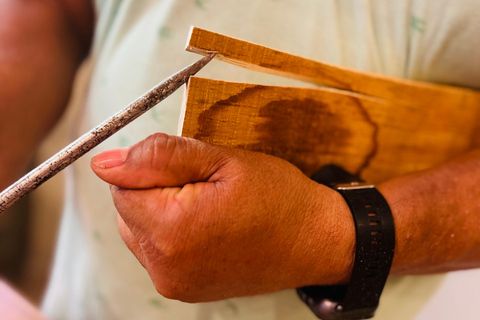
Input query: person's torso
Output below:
<box><xmin>42</xmin><ymin>0</ymin><xmax>479</xmax><ymax>319</ymax></box>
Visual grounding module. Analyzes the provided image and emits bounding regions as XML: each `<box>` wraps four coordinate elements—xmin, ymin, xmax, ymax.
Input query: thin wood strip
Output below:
<box><xmin>186</xmin><ymin>27</ymin><xmax>480</xmax><ymax>109</ymax></box>
<box><xmin>181</xmin><ymin>77</ymin><xmax>480</xmax><ymax>183</ymax></box>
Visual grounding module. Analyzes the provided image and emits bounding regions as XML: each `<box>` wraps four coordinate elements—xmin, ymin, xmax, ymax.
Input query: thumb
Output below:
<box><xmin>90</xmin><ymin>133</ymin><xmax>229</xmax><ymax>188</ymax></box>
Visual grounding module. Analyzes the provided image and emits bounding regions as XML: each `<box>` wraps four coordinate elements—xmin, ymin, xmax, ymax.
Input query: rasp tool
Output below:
<box><xmin>0</xmin><ymin>53</ymin><xmax>216</xmax><ymax>214</ymax></box>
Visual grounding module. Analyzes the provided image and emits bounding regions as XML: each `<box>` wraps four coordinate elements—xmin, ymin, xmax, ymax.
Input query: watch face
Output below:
<box><xmin>297</xmin><ymin>287</ymin><xmax>377</xmax><ymax>320</ymax></box>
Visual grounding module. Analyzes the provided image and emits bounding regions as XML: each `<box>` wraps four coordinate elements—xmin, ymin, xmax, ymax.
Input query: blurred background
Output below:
<box><xmin>0</xmin><ymin>114</ymin><xmax>67</xmax><ymax>303</ymax></box>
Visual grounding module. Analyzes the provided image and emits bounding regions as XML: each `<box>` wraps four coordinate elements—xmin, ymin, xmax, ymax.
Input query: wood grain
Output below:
<box><xmin>181</xmin><ymin>77</ymin><xmax>480</xmax><ymax>183</ymax></box>
<box><xmin>186</xmin><ymin>27</ymin><xmax>480</xmax><ymax>109</ymax></box>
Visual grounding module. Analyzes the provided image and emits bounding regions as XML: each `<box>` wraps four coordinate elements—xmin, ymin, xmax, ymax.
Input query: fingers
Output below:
<box><xmin>90</xmin><ymin>133</ymin><xmax>230</xmax><ymax>189</ymax></box>
<box><xmin>109</xmin><ymin>184</ymin><xmax>202</xmax><ymax>237</ymax></box>
<box><xmin>116</xmin><ymin>214</ymin><xmax>147</xmax><ymax>268</ymax></box>
<box><xmin>110</xmin><ymin>185</ymin><xmax>172</xmax><ymax>232</ymax></box>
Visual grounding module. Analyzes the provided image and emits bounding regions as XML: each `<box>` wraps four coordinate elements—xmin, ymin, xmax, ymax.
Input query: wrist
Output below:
<box><xmin>298</xmin><ymin>166</ymin><xmax>396</xmax><ymax>320</ymax></box>
<box><xmin>303</xmin><ymin>184</ymin><xmax>355</xmax><ymax>286</ymax></box>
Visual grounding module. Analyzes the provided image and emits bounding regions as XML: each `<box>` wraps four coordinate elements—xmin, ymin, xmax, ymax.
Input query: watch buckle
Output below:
<box><xmin>334</xmin><ymin>182</ymin><xmax>375</xmax><ymax>191</ymax></box>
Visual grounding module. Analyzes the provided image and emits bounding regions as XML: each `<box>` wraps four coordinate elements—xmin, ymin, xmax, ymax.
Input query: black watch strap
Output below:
<box><xmin>297</xmin><ymin>165</ymin><xmax>395</xmax><ymax>320</ymax></box>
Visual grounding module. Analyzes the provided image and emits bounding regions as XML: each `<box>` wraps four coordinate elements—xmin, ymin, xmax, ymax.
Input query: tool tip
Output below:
<box><xmin>204</xmin><ymin>51</ymin><xmax>217</xmax><ymax>62</ymax></box>
<box><xmin>197</xmin><ymin>52</ymin><xmax>217</xmax><ymax>69</ymax></box>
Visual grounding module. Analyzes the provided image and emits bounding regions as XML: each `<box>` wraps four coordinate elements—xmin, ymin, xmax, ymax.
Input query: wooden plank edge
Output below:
<box><xmin>185</xmin><ymin>26</ymin><xmax>480</xmax><ymax>106</ymax></box>
<box><xmin>182</xmin><ymin>76</ymin><xmax>390</xmax><ymax>113</ymax></box>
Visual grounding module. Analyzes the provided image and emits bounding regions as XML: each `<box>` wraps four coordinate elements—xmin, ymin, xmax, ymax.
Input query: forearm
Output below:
<box><xmin>308</xmin><ymin>149</ymin><xmax>480</xmax><ymax>285</ymax></box>
<box><xmin>378</xmin><ymin>150</ymin><xmax>480</xmax><ymax>275</ymax></box>
<box><xmin>0</xmin><ymin>0</ymin><xmax>93</xmax><ymax>189</ymax></box>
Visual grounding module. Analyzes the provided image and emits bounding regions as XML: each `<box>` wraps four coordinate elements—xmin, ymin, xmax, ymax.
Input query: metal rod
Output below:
<box><xmin>0</xmin><ymin>53</ymin><xmax>216</xmax><ymax>214</ymax></box>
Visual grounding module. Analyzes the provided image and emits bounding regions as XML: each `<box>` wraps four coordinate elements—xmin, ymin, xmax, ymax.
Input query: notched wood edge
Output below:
<box><xmin>185</xmin><ymin>26</ymin><xmax>480</xmax><ymax>102</ymax></box>
<box><xmin>186</xmin><ymin>26</ymin><xmax>220</xmax><ymax>58</ymax></box>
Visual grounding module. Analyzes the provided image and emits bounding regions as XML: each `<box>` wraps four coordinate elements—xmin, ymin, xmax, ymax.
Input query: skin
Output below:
<box><xmin>0</xmin><ymin>0</ymin><xmax>93</xmax><ymax>315</ymax></box>
<box><xmin>0</xmin><ymin>0</ymin><xmax>93</xmax><ymax>190</ymax></box>
<box><xmin>1</xmin><ymin>0</ymin><xmax>479</xmax><ymax>311</ymax></box>
<box><xmin>91</xmin><ymin>133</ymin><xmax>480</xmax><ymax>303</ymax></box>
<box><xmin>0</xmin><ymin>280</ymin><xmax>48</xmax><ymax>320</ymax></box>
<box><xmin>91</xmin><ymin>135</ymin><xmax>356</xmax><ymax>302</ymax></box>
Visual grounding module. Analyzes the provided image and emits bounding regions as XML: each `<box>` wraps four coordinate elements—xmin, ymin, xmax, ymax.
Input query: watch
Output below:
<box><xmin>297</xmin><ymin>165</ymin><xmax>395</xmax><ymax>320</ymax></box>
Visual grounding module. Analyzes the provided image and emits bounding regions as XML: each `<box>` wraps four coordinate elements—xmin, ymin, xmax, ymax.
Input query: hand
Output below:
<box><xmin>91</xmin><ymin>133</ymin><xmax>355</xmax><ymax>302</ymax></box>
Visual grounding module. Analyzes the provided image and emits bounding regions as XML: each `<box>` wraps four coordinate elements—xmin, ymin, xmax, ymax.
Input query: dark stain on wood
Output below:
<box><xmin>193</xmin><ymin>85</ymin><xmax>378</xmax><ymax>177</ymax></box>
<box><xmin>469</xmin><ymin>111</ymin><xmax>480</xmax><ymax>148</ymax></box>
<box><xmin>349</xmin><ymin>96</ymin><xmax>379</xmax><ymax>177</ymax></box>
<box><xmin>194</xmin><ymin>85</ymin><xmax>264</xmax><ymax>141</ymax></box>
<box><xmin>243</xmin><ymin>98</ymin><xmax>352</xmax><ymax>174</ymax></box>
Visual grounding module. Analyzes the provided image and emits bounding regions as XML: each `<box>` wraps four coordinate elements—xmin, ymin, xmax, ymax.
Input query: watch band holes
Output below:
<box><xmin>365</xmin><ymin>204</ymin><xmax>373</xmax><ymax>208</ymax></box>
<box><xmin>371</xmin><ymin>231</ymin><xmax>380</xmax><ymax>236</ymax></box>
<box><xmin>370</xmin><ymin>221</ymin><xmax>380</xmax><ymax>226</ymax></box>
<box><xmin>371</xmin><ymin>240</ymin><xmax>379</xmax><ymax>252</ymax></box>
<box><xmin>368</xmin><ymin>212</ymin><xmax>377</xmax><ymax>217</ymax></box>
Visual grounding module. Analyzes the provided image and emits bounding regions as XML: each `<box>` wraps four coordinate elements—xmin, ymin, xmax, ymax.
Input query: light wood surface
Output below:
<box><xmin>186</xmin><ymin>27</ymin><xmax>480</xmax><ymax>109</ymax></box>
<box><xmin>181</xmin><ymin>77</ymin><xmax>480</xmax><ymax>183</ymax></box>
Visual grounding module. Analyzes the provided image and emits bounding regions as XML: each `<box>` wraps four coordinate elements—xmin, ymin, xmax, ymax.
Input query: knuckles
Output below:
<box><xmin>134</xmin><ymin>133</ymin><xmax>235</xmax><ymax>183</ymax></box>
<box><xmin>109</xmin><ymin>134</ymin><xmax>290</xmax><ymax>302</ymax></box>
<box><xmin>138</xmin><ymin>133</ymin><xmax>178</xmax><ymax>172</ymax></box>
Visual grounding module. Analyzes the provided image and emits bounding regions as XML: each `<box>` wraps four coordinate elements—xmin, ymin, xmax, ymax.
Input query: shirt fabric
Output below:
<box><xmin>41</xmin><ymin>0</ymin><xmax>480</xmax><ymax>319</ymax></box>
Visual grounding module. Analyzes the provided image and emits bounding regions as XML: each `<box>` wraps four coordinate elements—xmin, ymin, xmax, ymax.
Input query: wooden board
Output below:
<box><xmin>186</xmin><ymin>27</ymin><xmax>480</xmax><ymax>110</ymax></box>
<box><xmin>181</xmin><ymin>77</ymin><xmax>480</xmax><ymax>183</ymax></box>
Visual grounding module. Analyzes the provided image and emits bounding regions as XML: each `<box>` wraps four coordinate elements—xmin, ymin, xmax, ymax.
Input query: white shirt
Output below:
<box><xmin>42</xmin><ymin>0</ymin><xmax>479</xmax><ymax>319</ymax></box>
